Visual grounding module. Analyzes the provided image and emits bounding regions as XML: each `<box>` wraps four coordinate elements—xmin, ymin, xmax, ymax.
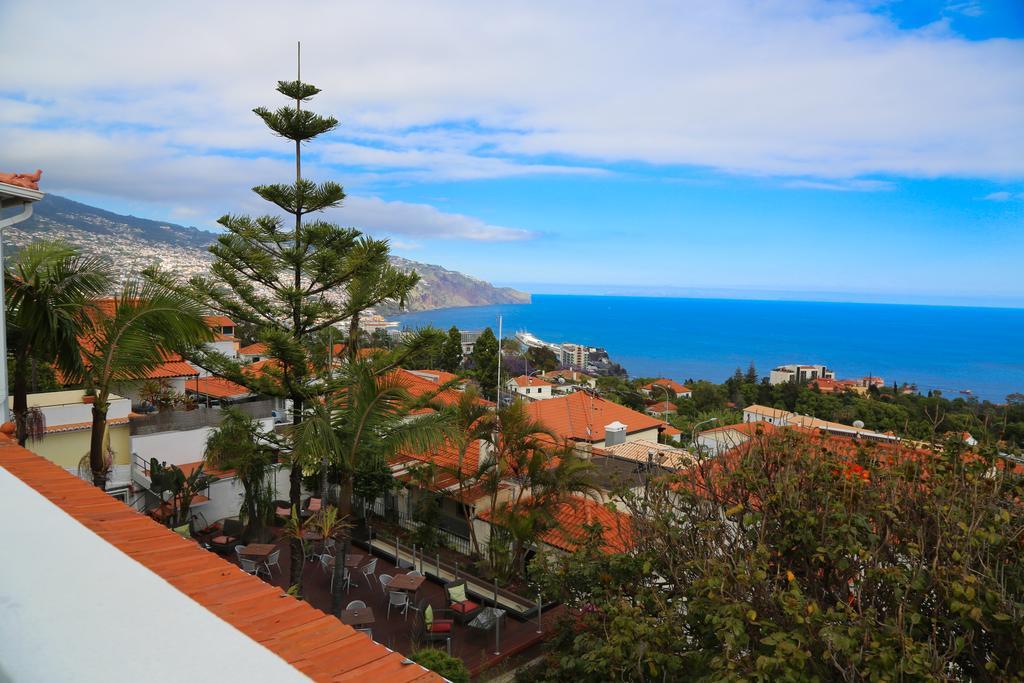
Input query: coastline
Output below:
<box><xmin>396</xmin><ymin>294</ymin><xmax>1024</xmax><ymax>402</ymax></box>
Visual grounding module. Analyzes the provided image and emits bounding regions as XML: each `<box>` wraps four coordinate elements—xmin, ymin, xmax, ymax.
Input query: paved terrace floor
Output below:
<box><xmin>222</xmin><ymin>532</ymin><xmax>556</xmax><ymax>678</ymax></box>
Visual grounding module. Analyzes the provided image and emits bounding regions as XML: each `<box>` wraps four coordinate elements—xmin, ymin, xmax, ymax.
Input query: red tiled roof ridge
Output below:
<box><xmin>0</xmin><ymin>439</ymin><xmax>438</xmax><ymax>682</ymax></box>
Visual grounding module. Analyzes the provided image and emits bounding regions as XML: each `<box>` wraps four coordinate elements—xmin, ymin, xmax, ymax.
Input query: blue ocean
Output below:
<box><xmin>396</xmin><ymin>294</ymin><xmax>1024</xmax><ymax>402</ymax></box>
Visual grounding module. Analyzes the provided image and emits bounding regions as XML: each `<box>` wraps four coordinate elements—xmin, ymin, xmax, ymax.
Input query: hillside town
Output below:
<box><xmin>2</xmin><ymin>31</ymin><xmax>1022</xmax><ymax>682</ymax></box>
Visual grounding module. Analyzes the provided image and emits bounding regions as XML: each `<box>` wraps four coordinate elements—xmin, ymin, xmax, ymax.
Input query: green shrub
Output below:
<box><xmin>411</xmin><ymin>648</ymin><xmax>469</xmax><ymax>683</ymax></box>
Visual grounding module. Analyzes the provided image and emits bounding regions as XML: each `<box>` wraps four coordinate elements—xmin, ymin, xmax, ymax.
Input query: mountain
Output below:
<box><xmin>7</xmin><ymin>194</ymin><xmax>531</xmax><ymax>312</ymax></box>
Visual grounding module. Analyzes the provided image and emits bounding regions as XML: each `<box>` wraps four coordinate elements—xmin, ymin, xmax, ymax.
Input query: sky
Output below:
<box><xmin>1</xmin><ymin>0</ymin><xmax>1022</xmax><ymax>306</ymax></box>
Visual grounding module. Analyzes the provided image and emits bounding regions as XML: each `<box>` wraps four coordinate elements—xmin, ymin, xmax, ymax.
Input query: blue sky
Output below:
<box><xmin>1</xmin><ymin>0</ymin><xmax>1022</xmax><ymax>306</ymax></box>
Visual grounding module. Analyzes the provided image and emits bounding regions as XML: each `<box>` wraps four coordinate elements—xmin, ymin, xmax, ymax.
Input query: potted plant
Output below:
<box><xmin>82</xmin><ymin>386</ymin><xmax>96</xmax><ymax>404</ymax></box>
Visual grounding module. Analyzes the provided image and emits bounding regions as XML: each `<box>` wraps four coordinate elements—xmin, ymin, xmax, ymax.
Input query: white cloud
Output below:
<box><xmin>983</xmin><ymin>191</ymin><xmax>1024</xmax><ymax>201</ymax></box>
<box><xmin>331</xmin><ymin>197</ymin><xmax>535</xmax><ymax>242</ymax></box>
<box><xmin>783</xmin><ymin>179</ymin><xmax>896</xmax><ymax>192</ymax></box>
<box><xmin>1</xmin><ymin>0</ymin><xmax>1022</xmax><ymax>216</ymax></box>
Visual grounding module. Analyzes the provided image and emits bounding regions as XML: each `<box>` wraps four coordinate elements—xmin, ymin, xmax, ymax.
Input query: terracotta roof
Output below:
<box><xmin>45</xmin><ymin>416</ymin><xmax>130</xmax><ymax>434</ymax></box>
<box><xmin>642</xmin><ymin>379</ymin><xmax>689</xmax><ymax>394</ymax></box>
<box><xmin>509</xmin><ymin>375</ymin><xmax>553</xmax><ymax>388</ymax></box>
<box><xmin>239</xmin><ymin>342</ymin><xmax>269</xmax><ymax>356</ymax></box>
<box><xmin>203</xmin><ymin>315</ymin><xmax>236</xmax><ymax>328</ymax></box>
<box><xmin>702</xmin><ymin>422</ymin><xmax>779</xmax><ymax>438</ymax></box>
<box><xmin>187</xmin><ymin>376</ymin><xmax>252</xmax><ymax>399</ymax></box>
<box><xmin>408</xmin><ymin>369</ymin><xmax>460</xmax><ymax>385</ymax></box>
<box><xmin>0</xmin><ymin>438</ymin><xmax>438</xmax><ymax>682</ymax></box>
<box><xmin>390</xmin><ymin>369</ymin><xmax>493</xmax><ymax>409</ymax></box>
<box><xmin>742</xmin><ymin>404</ymin><xmax>793</xmax><ymax>419</ymax></box>
<box><xmin>602</xmin><ymin>439</ymin><xmax>693</xmax><ymax>471</ymax></box>
<box><xmin>142</xmin><ymin>360</ymin><xmax>200</xmax><ymax>380</ymax></box>
<box><xmin>528</xmin><ymin>392</ymin><xmax>669</xmax><ymax>443</ymax></box>
<box><xmin>480</xmin><ymin>495</ymin><xmax>633</xmax><ymax>554</ymax></box>
<box><xmin>646</xmin><ymin>401</ymin><xmax>677</xmax><ymax>413</ymax></box>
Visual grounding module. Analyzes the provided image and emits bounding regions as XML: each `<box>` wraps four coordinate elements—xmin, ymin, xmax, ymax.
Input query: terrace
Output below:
<box><xmin>221</xmin><ymin>528</ymin><xmax>558</xmax><ymax>678</ymax></box>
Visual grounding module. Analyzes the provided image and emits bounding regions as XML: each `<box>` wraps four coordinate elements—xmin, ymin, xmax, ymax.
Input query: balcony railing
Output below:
<box><xmin>129</xmin><ymin>399</ymin><xmax>276</xmax><ymax>436</ymax></box>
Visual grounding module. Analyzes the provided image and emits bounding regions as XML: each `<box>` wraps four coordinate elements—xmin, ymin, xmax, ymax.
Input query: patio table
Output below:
<box><xmin>388</xmin><ymin>573</ymin><xmax>426</xmax><ymax>593</ymax></box>
<box><xmin>340</xmin><ymin>606</ymin><xmax>376</xmax><ymax>628</ymax></box>
<box><xmin>239</xmin><ymin>543</ymin><xmax>276</xmax><ymax>561</ymax></box>
<box><xmin>327</xmin><ymin>553</ymin><xmax>367</xmax><ymax>570</ymax></box>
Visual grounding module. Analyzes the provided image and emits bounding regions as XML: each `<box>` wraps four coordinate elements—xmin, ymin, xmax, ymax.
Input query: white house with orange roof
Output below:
<box><xmin>6</xmin><ymin>389</ymin><xmax>134</xmax><ymax>492</ymax></box>
<box><xmin>769</xmin><ymin>364</ymin><xmax>835</xmax><ymax>385</ymax></box>
<box><xmin>640</xmin><ymin>378</ymin><xmax>691</xmax><ymax>399</ymax></box>
<box><xmin>506</xmin><ymin>374</ymin><xmax>554</xmax><ymax>400</ymax></box>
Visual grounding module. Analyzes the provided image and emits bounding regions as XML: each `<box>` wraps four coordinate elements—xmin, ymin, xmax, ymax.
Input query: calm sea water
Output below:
<box><xmin>395</xmin><ymin>294</ymin><xmax>1024</xmax><ymax>402</ymax></box>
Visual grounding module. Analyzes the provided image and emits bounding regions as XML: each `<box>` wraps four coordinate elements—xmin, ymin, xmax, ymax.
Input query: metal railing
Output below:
<box><xmin>363</xmin><ymin>499</ymin><xmax>474</xmax><ymax>557</ymax></box>
<box><xmin>129</xmin><ymin>399</ymin><xmax>275</xmax><ymax>435</ymax></box>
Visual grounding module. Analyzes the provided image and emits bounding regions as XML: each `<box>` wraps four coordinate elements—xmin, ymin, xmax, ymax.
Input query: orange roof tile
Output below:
<box><xmin>187</xmin><ymin>376</ymin><xmax>252</xmax><ymax>399</ymax></box>
<box><xmin>703</xmin><ymin>422</ymin><xmax>779</xmax><ymax>437</ymax></box>
<box><xmin>480</xmin><ymin>495</ymin><xmax>633</xmax><ymax>554</ymax></box>
<box><xmin>642</xmin><ymin>379</ymin><xmax>689</xmax><ymax>394</ymax></box>
<box><xmin>204</xmin><ymin>315</ymin><xmax>236</xmax><ymax>328</ymax></box>
<box><xmin>0</xmin><ymin>438</ymin><xmax>439</xmax><ymax>682</ymax></box>
<box><xmin>239</xmin><ymin>342</ymin><xmax>269</xmax><ymax>356</ymax></box>
<box><xmin>646</xmin><ymin>401</ymin><xmax>677</xmax><ymax>413</ymax></box>
<box><xmin>509</xmin><ymin>375</ymin><xmax>554</xmax><ymax>388</ymax></box>
<box><xmin>527</xmin><ymin>392</ymin><xmax>669</xmax><ymax>443</ymax></box>
<box><xmin>45</xmin><ymin>416</ymin><xmax>130</xmax><ymax>433</ymax></box>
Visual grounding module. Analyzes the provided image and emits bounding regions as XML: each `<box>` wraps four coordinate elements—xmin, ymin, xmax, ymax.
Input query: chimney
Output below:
<box><xmin>604</xmin><ymin>421</ymin><xmax>627</xmax><ymax>447</ymax></box>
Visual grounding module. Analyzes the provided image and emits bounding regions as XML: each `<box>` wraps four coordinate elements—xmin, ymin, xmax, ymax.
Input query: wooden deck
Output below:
<box><xmin>222</xmin><ymin>532</ymin><xmax>557</xmax><ymax>678</ymax></box>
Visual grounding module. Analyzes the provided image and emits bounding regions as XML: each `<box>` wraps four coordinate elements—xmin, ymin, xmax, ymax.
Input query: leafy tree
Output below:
<box><xmin>5</xmin><ymin>240</ymin><xmax>110</xmax><ymax>445</ymax></box>
<box><xmin>205</xmin><ymin>408</ymin><xmax>276</xmax><ymax>541</ymax></box>
<box><xmin>534</xmin><ymin>431</ymin><xmax>1024</xmax><ymax>681</ymax></box>
<box><xmin>401</xmin><ymin>326</ymin><xmax>446</xmax><ymax>370</ymax></box>
<box><xmin>439</xmin><ymin>325</ymin><xmax>463</xmax><ymax>372</ymax></box>
<box><xmin>470</xmin><ymin>327</ymin><xmax>499</xmax><ymax>399</ymax></box>
<box><xmin>745</xmin><ymin>362</ymin><xmax>758</xmax><ymax>384</ymax></box>
<box><xmin>525</xmin><ymin>345</ymin><xmax>559</xmax><ymax>373</ymax></box>
<box><xmin>79</xmin><ymin>282</ymin><xmax>211</xmax><ymax>487</ymax></box>
<box><xmin>148</xmin><ymin>459</ymin><xmax>214</xmax><ymax>528</ymax></box>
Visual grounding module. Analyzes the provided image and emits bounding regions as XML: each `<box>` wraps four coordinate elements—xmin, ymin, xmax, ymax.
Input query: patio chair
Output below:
<box><xmin>354</xmin><ymin>557</ymin><xmax>377</xmax><ymax>589</ymax></box>
<box><xmin>387</xmin><ymin>590</ymin><xmax>409</xmax><ymax>620</ymax></box>
<box><xmin>346</xmin><ymin>600</ymin><xmax>367</xmax><ymax>610</ymax></box>
<box><xmin>445</xmin><ymin>579</ymin><xmax>482</xmax><ymax>625</ymax></box>
<box><xmin>272</xmin><ymin>500</ymin><xmax>291</xmax><ymax>523</ymax></box>
<box><xmin>207</xmin><ymin>518</ymin><xmax>244</xmax><ymax>553</ymax></box>
<box><xmin>378</xmin><ymin>574</ymin><xmax>393</xmax><ymax>599</ymax></box>
<box><xmin>408</xmin><ymin>569</ymin><xmax>423</xmax><ymax>577</ymax></box>
<box><xmin>234</xmin><ymin>545</ymin><xmax>246</xmax><ymax>563</ymax></box>
<box><xmin>239</xmin><ymin>556</ymin><xmax>263</xmax><ymax>576</ymax></box>
<box><xmin>264</xmin><ymin>549</ymin><xmax>281</xmax><ymax>576</ymax></box>
<box><xmin>415</xmin><ymin>601</ymin><xmax>453</xmax><ymax>655</ymax></box>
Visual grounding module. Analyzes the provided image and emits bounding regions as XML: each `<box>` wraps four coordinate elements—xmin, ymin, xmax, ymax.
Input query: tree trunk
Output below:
<box><xmin>347</xmin><ymin>312</ymin><xmax>360</xmax><ymax>361</ymax></box>
<box><xmin>463</xmin><ymin>500</ymin><xmax>480</xmax><ymax>558</ymax></box>
<box><xmin>89</xmin><ymin>400</ymin><xmax>109</xmax><ymax>489</ymax></box>
<box><xmin>338</xmin><ymin>473</ymin><xmax>353</xmax><ymax>519</ymax></box>
<box><xmin>12</xmin><ymin>351</ymin><xmax>29</xmax><ymax>447</ymax></box>
<box><xmin>330</xmin><ymin>537</ymin><xmax>349</xmax><ymax>615</ymax></box>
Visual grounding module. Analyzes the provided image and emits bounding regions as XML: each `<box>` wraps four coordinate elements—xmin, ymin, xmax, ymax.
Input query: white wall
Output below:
<box><xmin>131</xmin><ymin>417</ymin><xmax>276</xmax><ymax>468</ymax></box>
<box><xmin>197</xmin><ymin>465</ymin><xmax>293</xmax><ymax>523</ymax></box>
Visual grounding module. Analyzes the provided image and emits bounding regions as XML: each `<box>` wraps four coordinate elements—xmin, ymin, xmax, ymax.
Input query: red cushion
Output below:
<box><xmin>211</xmin><ymin>535</ymin><xmax>234</xmax><ymax>544</ymax></box>
<box><xmin>428</xmin><ymin>621</ymin><xmax>452</xmax><ymax>633</ymax></box>
<box><xmin>451</xmin><ymin>600</ymin><xmax>479</xmax><ymax>613</ymax></box>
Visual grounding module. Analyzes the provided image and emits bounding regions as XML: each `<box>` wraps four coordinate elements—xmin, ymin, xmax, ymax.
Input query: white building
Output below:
<box><xmin>742</xmin><ymin>404</ymin><xmax>794</xmax><ymax>426</ymax></box>
<box><xmin>506</xmin><ymin>375</ymin><xmax>554</xmax><ymax>400</ymax></box>
<box><xmin>769</xmin><ymin>364</ymin><xmax>835</xmax><ymax>385</ymax></box>
<box><xmin>559</xmin><ymin>342</ymin><xmax>589</xmax><ymax>369</ymax></box>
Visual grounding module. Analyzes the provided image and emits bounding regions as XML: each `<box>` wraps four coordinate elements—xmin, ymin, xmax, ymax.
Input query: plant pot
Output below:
<box><xmin>82</xmin><ymin>396</ymin><xmax>96</xmax><ymax>404</ymax></box>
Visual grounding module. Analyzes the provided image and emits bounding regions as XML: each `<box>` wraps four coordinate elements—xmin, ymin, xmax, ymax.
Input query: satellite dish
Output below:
<box><xmin>853</xmin><ymin>420</ymin><xmax>865</xmax><ymax>429</ymax></box>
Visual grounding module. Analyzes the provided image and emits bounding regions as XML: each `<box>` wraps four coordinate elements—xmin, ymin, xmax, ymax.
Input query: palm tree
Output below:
<box><xmin>79</xmin><ymin>280</ymin><xmax>212</xmax><ymax>488</ymax></box>
<box><xmin>480</xmin><ymin>400</ymin><xmax>597</xmax><ymax>577</ymax></box>
<box><xmin>5</xmin><ymin>240</ymin><xmax>111</xmax><ymax>445</ymax></box>
<box><xmin>341</xmin><ymin>243</ymin><xmax>419</xmax><ymax>361</ymax></box>
<box><xmin>436</xmin><ymin>386</ymin><xmax>496</xmax><ymax>557</ymax></box>
<box><xmin>293</xmin><ymin>359</ymin><xmax>448</xmax><ymax>517</ymax></box>
<box><xmin>205</xmin><ymin>407</ymin><xmax>276</xmax><ymax>541</ymax></box>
